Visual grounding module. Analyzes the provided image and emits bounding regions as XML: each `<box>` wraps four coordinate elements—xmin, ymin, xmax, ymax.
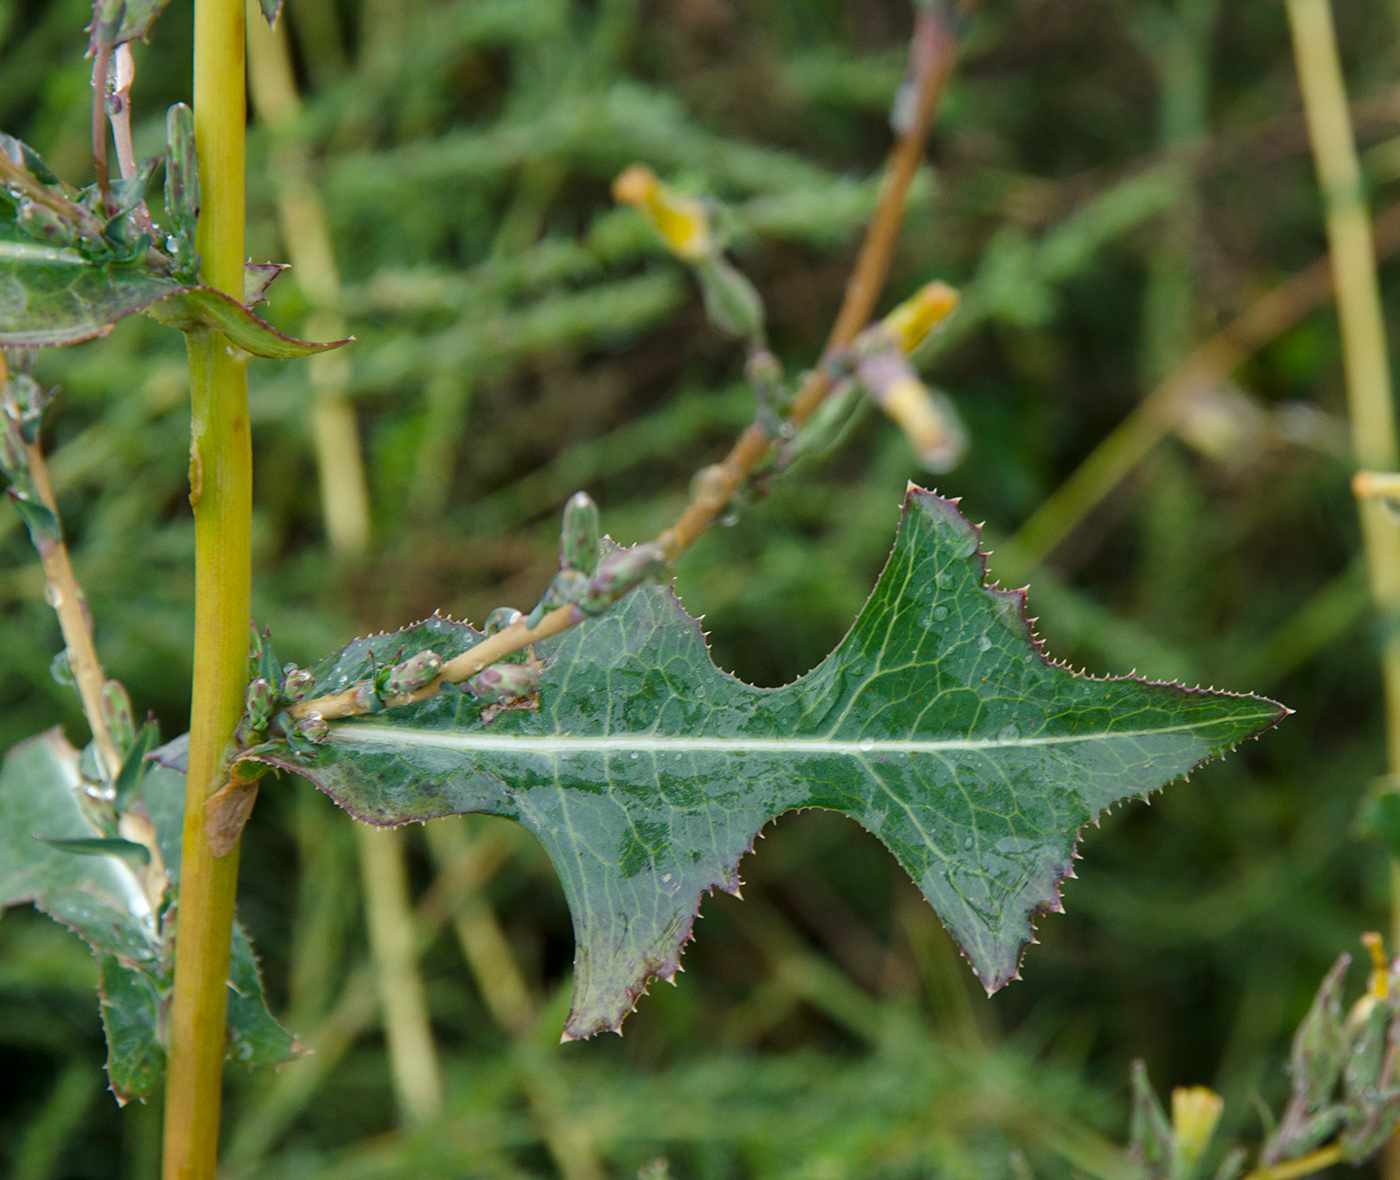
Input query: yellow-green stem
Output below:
<box><xmin>1242</xmin><ymin>1142</ymin><xmax>1345</xmax><ymax>1180</ymax></box>
<box><xmin>162</xmin><ymin>0</ymin><xmax>250</xmax><ymax>1174</ymax></box>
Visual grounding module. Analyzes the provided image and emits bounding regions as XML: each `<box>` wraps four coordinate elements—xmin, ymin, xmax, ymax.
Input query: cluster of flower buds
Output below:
<box><xmin>239</xmin><ymin>625</ymin><xmax>332</xmax><ymax>749</ymax></box>
<box><xmin>523</xmin><ymin>493</ymin><xmax>670</xmax><ymax>629</ymax></box>
<box><xmin>612</xmin><ymin>163</ymin><xmax>766</xmax><ymax>344</ymax></box>
<box><xmin>1128</xmin><ymin>1062</ymin><xmax>1233</xmax><ymax>1180</ymax></box>
<box><xmin>1130</xmin><ymin>935</ymin><xmax>1400</xmax><ymax>1180</ymax></box>
<box><xmin>1260</xmin><ymin>934</ymin><xmax>1400</xmax><ymax>1167</ymax></box>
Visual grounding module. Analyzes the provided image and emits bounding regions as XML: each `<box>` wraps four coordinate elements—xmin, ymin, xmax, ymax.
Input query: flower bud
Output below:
<box><xmin>7</xmin><ymin>373</ymin><xmax>50</xmax><ymax>445</ymax></box>
<box><xmin>384</xmin><ymin>649</ymin><xmax>442</xmax><ymax>696</ymax></box>
<box><xmin>854</xmin><ymin>348</ymin><xmax>966</xmax><ymax>473</ymax></box>
<box><xmin>100</xmin><ymin>680</ymin><xmax>136</xmax><ymax>756</ymax></box>
<box><xmin>298</xmin><ymin>715</ymin><xmax>329</xmax><ymax>744</ymax></box>
<box><xmin>1288</xmin><ymin>954</ymin><xmax>1349</xmax><ymax>1118</ymax></box>
<box><xmin>527</xmin><ymin>569</ymin><xmax>590</xmax><ymax>627</ymax></box>
<box><xmin>560</xmin><ymin>491</ymin><xmax>601</xmax><ymax>576</ymax></box>
<box><xmin>1128</xmin><ymin>1060</ymin><xmax>1172</xmax><ymax>1175</ymax></box>
<box><xmin>881</xmin><ymin>280</ymin><xmax>960</xmax><ymax>354</ymax></box>
<box><xmin>1171</xmin><ymin>1086</ymin><xmax>1223</xmax><ymax>1177</ymax></box>
<box><xmin>468</xmin><ymin>661</ymin><xmax>541</xmax><ymax>703</ymax></box>
<box><xmin>245</xmin><ymin>678</ymin><xmax>275</xmax><ymax>729</ymax></box>
<box><xmin>696</xmin><ymin>256</ymin><xmax>765</xmax><ymax>341</ymax></box>
<box><xmin>16</xmin><ymin>200</ymin><xmax>74</xmax><ymax>245</ymax></box>
<box><xmin>582</xmin><ymin>542</ymin><xmax>669</xmax><ymax>614</ymax></box>
<box><xmin>612</xmin><ymin>164</ymin><xmax>714</xmax><ymax>262</ymax></box>
<box><xmin>281</xmin><ymin>668</ymin><xmax>316</xmax><ymax>703</ymax></box>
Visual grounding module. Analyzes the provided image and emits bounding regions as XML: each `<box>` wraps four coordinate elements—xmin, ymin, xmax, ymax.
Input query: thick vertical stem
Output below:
<box><xmin>162</xmin><ymin>0</ymin><xmax>251</xmax><ymax>1175</ymax></box>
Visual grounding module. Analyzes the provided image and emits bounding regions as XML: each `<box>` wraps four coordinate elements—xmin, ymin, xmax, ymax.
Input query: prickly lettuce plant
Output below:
<box><xmin>4</xmin><ymin>1</ymin><xmax>1385</xmax><ymax>1178</ymax></box>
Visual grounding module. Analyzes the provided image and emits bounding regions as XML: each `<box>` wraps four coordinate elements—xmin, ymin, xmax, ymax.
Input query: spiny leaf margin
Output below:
<box><xmin>0</xmin><ymin>728</ymin><xmax>301</xmax><ymax>1101</ymax></box>
<box><xmin>246</xmin><ymin>488</ymin><xmax>1285</xmax><ymax>1039</ymax></box>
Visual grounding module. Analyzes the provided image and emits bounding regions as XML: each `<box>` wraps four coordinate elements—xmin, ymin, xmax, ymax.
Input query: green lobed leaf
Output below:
<box><xmin>227</xmin><ymin>922</ymin><xmax>302</xmax><ymax>1066</ymax></box>
<box><xmin>0</xmin><ymin>187</ymin><xmax>347</xmax><ymax>355</ymax></box>
<box><xmin>98</xmin><ymin>954</ymin><xmax>166</xmax><ymax>1104</ymax></box>
<box><xmin>248</xmin><ymin>489</ymin><xmax>1285</xmax><ymax>1040</ymax></box>
<box><xmin>0</xmin><ymin>201</ymin><xmax>185</xmax><ymax>347</ymax></box>
<box><xmin>0</xmin><ymin>730</ymin><xmax>161</xmax><ymax>966</ymax></box>
<box><xmin>0</xmin><ymin>729</ymin><xmax>300</xmax><ymax>1099</ymax></box>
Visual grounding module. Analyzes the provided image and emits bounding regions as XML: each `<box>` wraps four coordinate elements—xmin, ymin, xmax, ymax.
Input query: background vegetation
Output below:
<box><xmin>0</xmin><ymin>0</ymin><xmax>1394</xmax><ymax>1175</ymax></box>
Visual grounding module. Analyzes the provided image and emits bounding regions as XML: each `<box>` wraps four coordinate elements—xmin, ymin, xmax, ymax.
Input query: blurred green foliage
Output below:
<box><xmin>1</xmin><ymin>0</ymin><xmax>1398</xmax><ymax>1175</ymax></box>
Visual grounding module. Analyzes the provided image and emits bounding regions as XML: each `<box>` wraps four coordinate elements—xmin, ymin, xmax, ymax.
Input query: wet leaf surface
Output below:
<box><xmin>0</xmin><ymin>729</ymin><xmax>300</xmax><ymax>1099</ymax></box>
<box><xmin>249</xmin><ymin>489</ymin><xmax>1285</xmax><ymax>1039</ymax></box>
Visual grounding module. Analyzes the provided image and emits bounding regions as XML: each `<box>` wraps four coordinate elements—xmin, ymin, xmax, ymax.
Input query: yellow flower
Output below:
<box><xmin>881</xmin><ymin>280</ymin><xmax>960</xmax><ymax>354</ymax></box>
<box><xmin>612</xmin><ymin>164</ymin><xmax>714</xmax><ymax>262</ymax></box>
<box><xmin>1363</xmin><ymin>931</ymin><xmax>1389</xmax><ymax>1000</ymax></box>
<box><xmin>1171</xmin><ymin>1086</ymin><xmax>1223</xmax><ymax>1171</ymax></box>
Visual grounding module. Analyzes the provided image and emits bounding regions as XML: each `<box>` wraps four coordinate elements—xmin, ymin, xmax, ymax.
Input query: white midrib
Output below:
<box><xmin>329</xmin><ymin>717</ymin><xmax>1266</xmax><ymax>757</ymax></box>
<box><xmin>0</xmin><ymin>241</ymin><xmax>87</xmax><ymax>265</ymax></box>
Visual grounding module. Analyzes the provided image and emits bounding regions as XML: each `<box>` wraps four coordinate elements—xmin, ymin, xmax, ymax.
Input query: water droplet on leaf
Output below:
<box><xmin>977</xmin><ymin>635</ymin><xmax>992</xmax><ymax>652</ymax></box>
<box><xmin>933</xmin><ymin>605</ymin><xmax>948</xmax><ymax>621</ymax></box>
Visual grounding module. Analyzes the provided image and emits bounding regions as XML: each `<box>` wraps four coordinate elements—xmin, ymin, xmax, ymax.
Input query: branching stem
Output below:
<box><xmin>90</xmin><ymin>38</ymin><xmax>112</xmax><ymax>202</ymax></box>
<box><xmin>0</xmin><ymin>352</ymin><xmax>119</xmax><ymax>779</ymax></box>
<box><xmin>288</xmin><ymin>1</ymin><xmax>961</xmax><ymax>726</ymax></box>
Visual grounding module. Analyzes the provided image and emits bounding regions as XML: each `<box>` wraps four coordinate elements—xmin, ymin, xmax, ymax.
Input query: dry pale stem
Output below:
<box><xmin>246</xmin><ymin>2</ymin><xmax>440</xmax><ymax>1125</ymax></box>
<box><xmin>425</xmin><ymin>822</ymin><xmax>604</xmax><ymax>1180</ymax></box>
<box><xmin>355</xmin><ymin>825</ymin><xmax>442</xmax><ymax>1121</ymax></box>
<box><xmin>1287</xmin><ymin>9</ymin><xmax>1400</xmax><ymax>1175</ymax></box>
<box><xmin>290</xmin><ymin>4</ymin><xmax>959</xmax><ymax>725</ymax></box>
<box><xmin>1287</xmin><ymin>0</ymin><xmax>1400</xmax><ymax>1009</ymax></box>
<box><xmin>0</xmin><ymin>353</ymin><xmax>119</xmax><ymax>779</ymax></box>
